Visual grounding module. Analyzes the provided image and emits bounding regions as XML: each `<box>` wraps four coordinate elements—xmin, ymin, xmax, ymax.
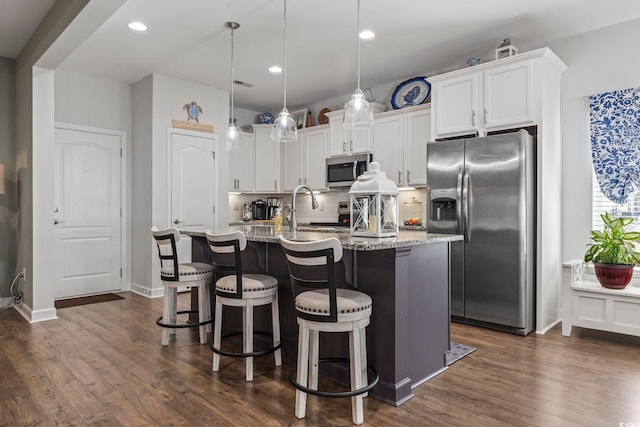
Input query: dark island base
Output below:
<box><xmin>190</xmin><ymin>237</ymin><xmax>450</xmax><ymax>406</ymax></box>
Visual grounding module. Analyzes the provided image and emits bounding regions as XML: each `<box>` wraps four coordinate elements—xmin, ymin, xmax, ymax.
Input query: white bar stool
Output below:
<box><xmin>206</xmin><ymin>230</ymin><xmax>282</xmax><ymax>381</ymax></box>
<box><xmin>151</xmin><ymin>227</ymin><xmax>213</xmax><ymax>346</ymax></box>
<box><xmin>279</xmin><ymin>236</ymin><xmax>378</xmax><ymax>425</ymax></box>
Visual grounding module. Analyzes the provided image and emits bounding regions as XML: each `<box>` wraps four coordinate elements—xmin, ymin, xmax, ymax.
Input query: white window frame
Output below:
<box><xmin>591</xmin><ymin>170</ymin><xmax>640</xmax><ymax>283</ymax></box>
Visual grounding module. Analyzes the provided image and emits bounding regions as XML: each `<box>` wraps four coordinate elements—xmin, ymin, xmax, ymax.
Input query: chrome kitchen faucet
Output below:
<box><xmin>290</xmin><ymin>184</ymin><xmax>318</xmax><ymax>232</ymax></box>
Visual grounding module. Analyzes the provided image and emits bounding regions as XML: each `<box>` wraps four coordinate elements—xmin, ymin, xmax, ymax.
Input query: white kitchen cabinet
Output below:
<box><xmin>282</xmin><ymin>136</ymin><xmax>302</xmax><ymax>191</ymax></box>
<box><xmin>326</xmin><ymin>103</ymin><xmax>385</xmax><ymax>157</ymax></box>
<box><xmin>283</xmin><ymin>125</ymin><xmax>328</xmax><ymax>191</ymax></box>
<box><xmin>228</xmin><ymin>131</ymin><xmax>255</xmax><ymax>192</ymax></box>
<box><xmin>430</xmin><ymin>53</ymin><xmax>536</xmax><ymax>139</ymax></box>
<box><xmin>431</xmin><ymin>73</ymin><xmax>478</xmax><ymax>137</ymax></box>
<box><xmin>373</xmin><ymin>105</ymin><xmax>431</xmax><ymax>187</ymax></box>
<box><xmin>483</xmin><ymin>61</ymin><xmax>533</xmax><ymax>129</ymax></box>
<box><xmin>252</xmin><ymin>124</ymin><xmax>281</xmax><ymax>193</ymax></box>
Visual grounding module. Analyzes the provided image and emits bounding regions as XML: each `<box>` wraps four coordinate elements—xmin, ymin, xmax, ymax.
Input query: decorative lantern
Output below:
<box><xmin>495</xmin><ymin>38</ymin><xmax>518</xmax><ymax>60</ymax></box>
<box><xmin>349</xmin><ymin>162</ymin><xmax>399</xmax><ymax>237</ymax></box>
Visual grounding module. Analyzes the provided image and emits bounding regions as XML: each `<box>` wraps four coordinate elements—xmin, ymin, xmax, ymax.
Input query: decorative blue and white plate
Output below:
<box><xmin>259</xmin><ymin>112</ymin><xmax>274</xmax><ymax>124</ymax></box>
<box><xmin>391</xmin><ymin>77</ymin><xmax>431</xmax><ymax>109</ymax></box>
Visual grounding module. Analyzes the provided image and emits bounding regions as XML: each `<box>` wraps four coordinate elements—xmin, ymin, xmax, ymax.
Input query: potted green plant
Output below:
<box><xmin>584</xmin><ymin>212</ymin><xmax>640</xmax><ymax>289</ymax></box>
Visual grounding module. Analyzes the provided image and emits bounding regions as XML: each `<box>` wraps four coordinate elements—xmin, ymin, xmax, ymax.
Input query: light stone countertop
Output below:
<box><xmin>181</xmin><ymin>224</ymin><xmax>462</xmax><ymax>251</ymax></box>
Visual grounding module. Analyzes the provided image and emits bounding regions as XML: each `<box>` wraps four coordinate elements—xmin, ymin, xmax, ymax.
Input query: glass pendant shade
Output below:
<box><xmin>344</xmin><ymin>88</ymin><xmax>373</xmax><ymax>129</ymax></box>
<box><xmin>343</xmin><ymin>0</ymin><xmax>373</xmax><ymax>130</ymax></box>
<box><xmin>224</xmin><ymin>21</ymin><xmax>240</xmax><ymax>151</ymax></box>
<box><xmin>224</xmin><ymin>123</ymin><xmax>240</xmax><ymax>151</ymax></box>
<box><xmin>272</xmin><ymin>0</ymin><xmax>297</xmax><ymax>142</ymax></box>
<box><xmin>271</xmin><ymin>108</ymin><xmax>297</xmax><ymax>142</ymax></box>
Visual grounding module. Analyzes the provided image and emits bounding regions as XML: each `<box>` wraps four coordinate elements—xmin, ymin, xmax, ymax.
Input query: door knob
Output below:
<box><xmin>54</xmin><ymin>219</ymin><xmax>65</xmax><ymax>225</ymax></box>
<box><xmin>173</xmin><ymin>218</ymin><xmax>182</xmax><ymax>224</ymax></box>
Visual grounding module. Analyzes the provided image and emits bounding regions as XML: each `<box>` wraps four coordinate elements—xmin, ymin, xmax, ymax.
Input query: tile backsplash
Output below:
<box><xmin>228</xmin><ymin>189</ymin><xmax>427</xmax><ymax>225</ymax></box>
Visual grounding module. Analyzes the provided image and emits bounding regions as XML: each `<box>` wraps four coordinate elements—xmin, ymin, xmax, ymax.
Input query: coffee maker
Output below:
<box><xmin>267</xmin><ymin>197</ymin><xmax>283</xmax><ymax>219</ymax></box>
<box><xmin>252</xmin><ymin>199</ymin><xmax>268</xmax><ymax>220</ymax></box>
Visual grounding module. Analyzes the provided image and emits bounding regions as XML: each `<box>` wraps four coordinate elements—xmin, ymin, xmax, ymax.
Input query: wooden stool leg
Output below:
<box><xmin>360</xmin><ymin>327</ymin><xmax>368</xmax><ymax>398</ymax></box>
<box><xmin>271</xmin><ymin>296</ymin><xmax>282</xmax><ymax>366</ymax></box>
<box><xmin>244</xmin><ymin>300</ymin><xmax>254</xmax><ymax>381</ymax></box>
<box><xmin>212</xmin><ymin>297</ymin><xmax>223</xmax><ymax>371</ymax></box>
<box><xmin>308</xmin><ymin>329</ymin><xmax>319</xmax><ymax>390</ymax></box>
<box><xmin>161</xmin><ymin>286</ymin><xmax>172</xmax><ymax>346</ymax></box>
<box><xmin>205</xmin><ymin>282</ymin><xmax>212</xmax><ymax>334</ymax></box>
<box><xmin>198</xmin><ymin>283</ymin><xmax>207</xmax><ymax>344</ymax></box>
<box><xmin>295</xmin><ymin>322</ymin><xmax>310</xmax><ymax>420</ymax></box>
<box><xmin>170</xmin><ymin>288</ymin><xmax>178</xmax><ymax>336</ymax></box>
<box><xmin>350</xmin><ymin>327</ymin><xmax>364</xmax><ymax>425</ymax></box>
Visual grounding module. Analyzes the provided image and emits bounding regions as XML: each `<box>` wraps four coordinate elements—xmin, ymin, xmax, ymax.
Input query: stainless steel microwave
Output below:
<box><xmin>326</xmin><ymin>154</ymin><xmax>372</xmax><ymax>188</ymax></box>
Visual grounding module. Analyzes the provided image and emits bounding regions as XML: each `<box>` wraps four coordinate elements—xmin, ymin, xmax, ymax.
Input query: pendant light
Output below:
<box><xmin>224</xmin><ymin>21</ymin><xmax>240</xmax><ymax>151</ymax></box>
<box><xmin>343</xmin><ymin>0</ymin><xmax>373</xmax><ymax>129</ymax></box>
<box><xmin>271</xmin><ymin>0</ymin><xmax>297</xmax><ymax>142</ymax></box>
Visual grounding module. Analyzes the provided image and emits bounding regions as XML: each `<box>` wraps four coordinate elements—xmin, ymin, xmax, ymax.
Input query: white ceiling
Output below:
<box><xmin>5</xmin><ymin>0</ymin><xmax>640</xmax><ymax>112</ymax></box>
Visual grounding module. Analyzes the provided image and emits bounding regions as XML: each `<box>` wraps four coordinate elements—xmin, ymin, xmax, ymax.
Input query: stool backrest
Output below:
<box><xmin>151</xmin><ymin>226</ymin><xmax>180</xmax><ymax>281</ymax></box>
<box><xmin>279</xmin><ymin>236</ymin><xmax>343</xmax><ymax>322</ymax></box>
<box><xmin>205</xmin><ymin>230</ymin><xmax>246</xmax><ymax>299</ymax></box>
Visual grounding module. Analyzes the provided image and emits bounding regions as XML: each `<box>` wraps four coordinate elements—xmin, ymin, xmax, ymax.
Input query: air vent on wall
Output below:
<box><xmin>234</xmin><ymin>80</ymin><xmax>253</xmax><ymax>88</ymax></box>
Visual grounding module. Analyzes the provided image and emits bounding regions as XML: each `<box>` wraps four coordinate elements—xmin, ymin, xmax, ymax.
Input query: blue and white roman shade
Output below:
<box><xmin>589</xmin><ymin>87</ymin><xmax>640</xmax><ymax>204</ymax></box>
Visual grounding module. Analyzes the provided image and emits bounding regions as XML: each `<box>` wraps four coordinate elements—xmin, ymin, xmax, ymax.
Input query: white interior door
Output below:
<box><xmin>170</xmin><ymin>131</ymin><xmax>215</xmax><ymax>230</ymax></box>
<box><xmin>54</xmin><ymin>127</ymin><xmax>122</xmax><ymax>298</ymax></box>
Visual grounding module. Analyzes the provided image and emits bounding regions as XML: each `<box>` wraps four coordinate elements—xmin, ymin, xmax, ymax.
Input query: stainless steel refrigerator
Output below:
<box><xmin>426</xmin><ymin>130</ymin><xmax>535</xmax><ymax>335</ymax></box>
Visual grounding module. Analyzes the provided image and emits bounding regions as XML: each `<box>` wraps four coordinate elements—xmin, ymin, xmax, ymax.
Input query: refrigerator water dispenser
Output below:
<box><xmin>429</xmin><ymin>189</ymin><xmax>457</xmax><ymax>221</ymax></box>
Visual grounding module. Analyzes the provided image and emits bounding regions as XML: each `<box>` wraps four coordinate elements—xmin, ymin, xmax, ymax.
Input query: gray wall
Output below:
<box><xmin>0</xmin><ymin>57</ymin><xmax>16</xmax><ymax>298</ymax></box>
<box><xmin>131</xmin><ymin>75</ymin><xmax>153</xmax><ymax>292</ymax></box>
<box><xmin>547</xmin><ymin>18</ymin><xmax>640</xmax><ymax>263</ymax></box>
<box><xmin>15</xmin><ymin>0</ymin><xmax>91</xmax><ymax>314</ymax></box>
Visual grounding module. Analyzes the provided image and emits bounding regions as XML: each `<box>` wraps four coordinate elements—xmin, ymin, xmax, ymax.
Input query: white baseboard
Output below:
<box><xmin>130</xmin><ymin>282</ymin><xmax>164</xmax><ymax>299</ymax></box>
<box><xmin>14</xmin><ymin>303</ymin><xmax>58</xmax><ymax>323</ymax></box>
<box><xmin>0</xmin><ymin>296</ymin><xmax>12</xmax><ymax>307</ymax></box>
<box><xmin>536</xmin><ymin>317</ymin><xmax>561</xmax><ymax>335</ymax></box>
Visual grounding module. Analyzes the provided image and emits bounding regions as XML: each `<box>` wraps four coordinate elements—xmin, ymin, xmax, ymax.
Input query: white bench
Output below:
<box><xmin>562</xmin><ymin>260</ymin><xmax>640</xmax><ymax>337</ymax></box>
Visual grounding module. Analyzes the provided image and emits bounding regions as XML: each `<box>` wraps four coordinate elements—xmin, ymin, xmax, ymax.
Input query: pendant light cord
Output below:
<box><xmin>356</xmin><ymin>0</ymin><xmax>361</xmax><ymax>92</ymax></box>
<box><xmin>282</xmin><ymin>0</ymin><xmax>288</xmax><ymax>110</ymax></box>
<box><xmin>230</xmin><ymin>26</ymin><xmax>235</xmax><ymax>125</ymax></box>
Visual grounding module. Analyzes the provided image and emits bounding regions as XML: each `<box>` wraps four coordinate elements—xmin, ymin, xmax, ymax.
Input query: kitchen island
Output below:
<box><xmin>183</xmin><ymin>225</ymin><xmax>462</xmax><ymax>406</ymax></box>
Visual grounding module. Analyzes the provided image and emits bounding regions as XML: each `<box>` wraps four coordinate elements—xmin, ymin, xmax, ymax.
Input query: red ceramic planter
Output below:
<box><xmin>593</xmin><ymin>262</ymin><xmax>634</xmax><ymax>289</ymax></box>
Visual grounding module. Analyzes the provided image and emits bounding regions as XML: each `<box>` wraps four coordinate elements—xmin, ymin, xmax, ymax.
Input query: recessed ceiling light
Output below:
<box><xmin>128</xmin><ymin>21</ymin><xmax>148</xmax><ymax>32</ymax></box>
<box><xmin>269</xmin><ymin>65</ymin><xmax>282</xmax><ymax>74</ymax></box>
<box><xmin>359</xmin><ymin>30</ymin><xmax>375</xmax><ymax>40</ymax></box>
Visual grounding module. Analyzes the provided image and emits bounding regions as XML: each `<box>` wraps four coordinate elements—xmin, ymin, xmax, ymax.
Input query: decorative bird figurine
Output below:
<box><xmin>183</xmin><ymin>101</ymin><xmax>203</xmax><ymax>123</ymax></box>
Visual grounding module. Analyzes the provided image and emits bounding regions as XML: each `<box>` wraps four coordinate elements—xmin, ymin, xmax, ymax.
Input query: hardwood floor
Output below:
<box><xmin>1</xmin><ymin>292</ymin><xmax>639</xmax><ymax>426</ymax></box>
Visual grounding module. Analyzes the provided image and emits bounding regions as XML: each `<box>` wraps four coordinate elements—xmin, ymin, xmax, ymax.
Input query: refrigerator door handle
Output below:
<box><xmin>456</xmin><ymin>168</ymin><xmax>463</xmax><ymax>234</ymax></box>
<box><xmin>462</xmin><ymin>167</ymin><xmax>470</xmax><ymax>241</ymax></box>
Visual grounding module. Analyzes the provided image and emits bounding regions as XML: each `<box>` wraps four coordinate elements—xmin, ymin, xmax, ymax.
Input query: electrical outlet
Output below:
<box><xmin>21</xmin><ymin>268</ymin><xmax>26</xmax><ymax>282</ymax></box>
<box><xmin>319</xmin><ymin>201</ymin><xmax>325</xmax><ymax>211</ymax></box>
